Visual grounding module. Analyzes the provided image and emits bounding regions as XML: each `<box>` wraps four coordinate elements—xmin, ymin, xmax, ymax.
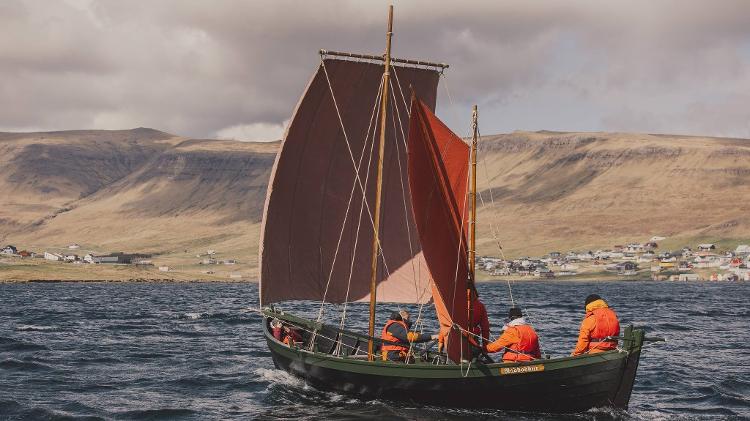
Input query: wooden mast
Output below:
<box><xmin>469</xmin><ymin>105</ymin><xmax>478</xmax><ymax>279</ymax></box>
<box><xmin>367</xmin><ymin>5</ymin><xmax>393</xmax><ymax>361</ymax></box>
<box><xmin>468</xmin><ymin>105</ymin><xmax>478</xmax><ymax>328</ymax></box>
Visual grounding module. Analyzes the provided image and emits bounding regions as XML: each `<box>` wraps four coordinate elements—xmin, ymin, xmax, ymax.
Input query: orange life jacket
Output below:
<box><xmin>282</xmin><ymin>329</ymin><xmax>302</xmax><ymax>346</ymax></box>
<box><xmin>589</xmin><ymin>307</ymin><xmax>620</xmax><ymax>352</ymax></box>
<box><xmin>503</xmin><ymin>324</ymin><xmax>541</xmax><ymax>362</ymax></box>
<box><xmin>381</xmin><ymin>319</ymin><xmax>409</xmax><ymax>353</ymax></box>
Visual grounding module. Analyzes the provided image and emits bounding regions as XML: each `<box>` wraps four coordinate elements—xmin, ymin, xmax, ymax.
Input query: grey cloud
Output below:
<box><xmin>1</xmin><ymin>0</ymin><xmax>749</xmax><ymax>139</ymax></box>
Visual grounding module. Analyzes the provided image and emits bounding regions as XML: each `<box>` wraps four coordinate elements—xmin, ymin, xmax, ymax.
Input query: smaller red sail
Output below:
<box><xmin>407</xmin><ymin>97</ymin><xmax>471</xmax><ymax>364</ymax></box>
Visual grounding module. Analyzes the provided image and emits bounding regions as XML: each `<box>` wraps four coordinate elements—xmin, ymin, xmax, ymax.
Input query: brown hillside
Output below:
<box><xmin>475</xmin><ymin>131</ymin><xmax>750</xmax><ymax>257</ymax></box>
<box><xmin>1</xmin><ymin>128</ymin><xmax>749</xmax><ymax>280</ymax></box>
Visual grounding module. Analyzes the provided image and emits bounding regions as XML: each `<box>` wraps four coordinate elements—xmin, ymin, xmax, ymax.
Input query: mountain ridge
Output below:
<box><xmin>1</xmin><ymin>128</ymin><xmax>748</xmax><ymax>280</ymax></box>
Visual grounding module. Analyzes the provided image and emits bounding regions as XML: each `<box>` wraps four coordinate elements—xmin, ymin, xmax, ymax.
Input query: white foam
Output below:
<box><xmin>15</xmin><ymin>324</ymin><xmax>57</xmax><ymax>331</ymax></box>
<box><xmin>253</xmin><ymin>367</ymin><xmax>305</xmax><ymax>389</ymax></box>
<box><xmin>184</xmin><ymin>313</ymin><xmax>203</xmax><ymax>320</ymax></box>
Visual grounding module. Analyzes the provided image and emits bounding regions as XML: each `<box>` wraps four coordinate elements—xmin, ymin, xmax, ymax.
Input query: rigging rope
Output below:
<box><xmin>475</xmin><ymin>127</ymin><xmax>514</xmax><ymax>306</ymax></box>
<box><xmin>319</xmin><ymin>59</ymin><xmax>394</xmax><ymax>284</ymax></box>
<box><xmin>315</xmin><ymin>69</ymin><xmax>385</xmax><ymax>322</ymax></box>
<box><xmin>337</xmin><ymin>93</ymin><xmax>381</xmax><ymax>338</ymax></box>
<box><xmin>390</xmin><ymin>65</ymin><xmax>411</xmax><ymax>119</ymax></box>
<box><xmin>388</xmin><ymin>78</ymin><xmax>426</xmax><ymax>303</ymax></box>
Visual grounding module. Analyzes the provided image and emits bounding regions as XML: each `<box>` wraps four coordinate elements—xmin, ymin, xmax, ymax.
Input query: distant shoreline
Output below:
<box><xmin>0</xmin><ymin>277</ymin><xmax>653</xmax><ymax>284</ymax></box>
<box><xmin>0</xmin><ymin>278</ymin><xmax>258</xmax><ymax>283</ymax></box>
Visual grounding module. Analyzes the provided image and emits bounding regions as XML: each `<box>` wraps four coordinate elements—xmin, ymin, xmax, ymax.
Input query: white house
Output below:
<box><xmin>1</xmin><ymin>245</ymin><xmax>17</xmax><ymax>255</ymax></box>
<box><xmin>68</xmin><ymin>243</ymin><xmax>80</xmax><ymax>250</ymax></box>
<box><xmin>693</xmin><ymin>255</ymin><xmax>720</xmax><ymax>268</ymax></box>
<box><xmin>158</xmin><ymin>266</ymin><xmax>170</xmax><ymax>272</ymax></box>
<box><xmin>44</xmin><ymin>252</ymin><xmax>63</xmax><ymax>261</ymax></box>
<box><xmin>625</xmin><ymin>243</ymin><xmax>644</xmax><ymax>253</ymax></box>
<box><xmin>560</xmin><ymin>263</ymin><xmax>579</xmax><ymax>271</ymax></box>
<box><xmin>698</xmin><ymin>244</ymin><xmax>716</xmax><ymax>251</ymax></box>
<box><xmin>83</xmin><ymin>254</ymin><xmax>95</xmax><ymax>263</ymax></box>
<box><xmin>735</xmin><ymin>245</ymin><xmax>750</xmax><ymax>255</ymax></box>
<box><xmin>608</xmin><ymin>252</ymin><xmax>624</xmax><ymax>260</ymax></box>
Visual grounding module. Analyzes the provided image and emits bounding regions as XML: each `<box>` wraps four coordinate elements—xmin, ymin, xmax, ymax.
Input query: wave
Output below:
<box><xmin>177</xmin><ymin>311</ymin><xmax>255</xmax><ymax>325</ymax></box>
<box><xmin>0</xmin><ymin>358</ymin><xmax>54</xmax><ymax>371</ymax></box>
<box><xmin>15</xmin><ymin>324</ymin><xmax>59</xmax><ymax>332</ymax></box>
<box><xmin>0</xmin><ymin>336</ymin><xmax>49</xmax><ymax>352</ymax></box>
<box><xmin>116</xmin><ymin>408</ymin><xmax>196</xmax><ymax>419</ymax></box>
<box><xmin>182</xmin><ymin>312</ymin><xmax>204</xmax><ymax>320</ymax></box>
<box><xmin>253</xmin><ymin>367</ymin><xmax>306</xmax><ymax>389</ymax></box>
<box><xmin>2</xmin><ymin>405</ymin><xmax>105</xmax><ymax>421</ymax></box>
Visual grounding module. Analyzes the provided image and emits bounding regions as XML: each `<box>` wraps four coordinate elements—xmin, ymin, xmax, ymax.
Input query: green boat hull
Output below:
<box><xmin>262</xmin><ymin>309</ymin><xmax>644</xmax><ymax>413</ymax></box>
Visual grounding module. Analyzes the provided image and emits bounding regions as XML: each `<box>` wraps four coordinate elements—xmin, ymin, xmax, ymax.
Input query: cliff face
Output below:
<box><xmin>1</xmin><ymin>128</ymin><xmax>748</xmax><ymax>272</ymax></box>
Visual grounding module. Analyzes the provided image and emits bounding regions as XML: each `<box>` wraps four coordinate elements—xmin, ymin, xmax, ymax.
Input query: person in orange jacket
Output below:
<box><xmin>437</xmin><ymin>289</ymin><xmax>491</xmax><ymax>356</ymax></box>
<box><xmin>572</xmin><ymin>294</ymin><xmax>620</xmax><ymax>356</ymax></box>
<box><xmin>483</xmin><ymin>307</ymin><xmax>541</xmax><ymax>362</ymax></box>
<box><xmin>469</xmin><ymin>289</ymin><xmax>491</xmax><ymax>346</ymax></box>
<box><xmin>381</xmin><ymin>310</ymin><xmax>438</xmax><ymax>361</ymax></box>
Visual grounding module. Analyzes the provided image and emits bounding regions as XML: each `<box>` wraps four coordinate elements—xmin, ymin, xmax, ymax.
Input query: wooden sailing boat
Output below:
<box><xmin>259</xmin><ymin>6</ymin><xmax>654</xmax><ymax>412</ymax></box>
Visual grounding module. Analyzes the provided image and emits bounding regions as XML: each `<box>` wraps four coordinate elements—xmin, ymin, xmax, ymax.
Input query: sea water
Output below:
<box><xmin>0</xmin><ymin>281</ymin><xmax>747</xmax><ymax>420</ymax></box>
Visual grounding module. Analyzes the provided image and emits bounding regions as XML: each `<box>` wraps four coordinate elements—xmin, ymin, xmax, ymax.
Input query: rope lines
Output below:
<box><xmin>315</xmin><ymin>65</ymin><xmax>385</xmax><ymax>322</ymax></box>
<box><xmin>337</xmin><ymin>90</ymin><xmax>382</xmax><ymax>338</ymax></box>
<box><xmin>319</xmin><ymin>59</ymin><xmax>394</xmax><ymax>288</ymax></box>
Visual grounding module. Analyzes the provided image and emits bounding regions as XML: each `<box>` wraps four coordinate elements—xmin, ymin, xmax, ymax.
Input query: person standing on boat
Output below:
<box><xmin>470</xmin><ymin>289</ymin><xmax>491</xmax><ymax>346</ymax></box>
<box><xmin>380</xmin><ymin>310</ymin><xmax>438</xmax><ymax>362</ymax></box>
<box><xmin>483</xmin><ymin>307</ymin><xmax>541</xmax><ymax>362</ymax></box>
<box><xmin>437</xmin><ymin>289</ymin><xmax>490</xmax><ymax>355</ymax></box>
<box><xmin>572</xmin><ymin>294</ymin><xmax>620</xmax><ymax>355</ymax></box>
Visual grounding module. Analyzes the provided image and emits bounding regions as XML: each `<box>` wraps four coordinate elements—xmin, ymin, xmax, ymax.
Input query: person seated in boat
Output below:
<box><xmin>380</xmin><ymin>310</ymin><xmax>438</xmax><ymax>362</ymax></box>
<box><xmin>572</xmin><ymin>294</ymin><xmax>620</xmax><ymax>356</ymax></box>
<box><xmin>483</xmin><ymin>307</ymin><xmax>541</xmax><ymax>362</ymax></box>
<box><xmin>281</xmin><ymin>324</ymin><xmax>303</xmax><ymax>347</ymax></box>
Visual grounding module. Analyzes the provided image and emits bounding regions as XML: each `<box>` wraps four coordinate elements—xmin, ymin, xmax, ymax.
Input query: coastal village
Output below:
<box><xmin>2</xmin><ymin>239</ymin><xmax>748</xmax><ymax>282</ymax></box>
<box><xmin>0</xmin><ymin>244</ymin><xmax>247</xmax><ymax>281</ymax></box>
<box><xmin>477</xmin><ymin>239</ymin><xmax>750</xmax><ymax>282</ymax></box>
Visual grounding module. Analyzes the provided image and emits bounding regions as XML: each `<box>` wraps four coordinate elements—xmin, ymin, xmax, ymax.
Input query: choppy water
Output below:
<box><xmin>0</xmin><ymin>281</ymin><xmax>748</xmax><ymax>420</ymax></box>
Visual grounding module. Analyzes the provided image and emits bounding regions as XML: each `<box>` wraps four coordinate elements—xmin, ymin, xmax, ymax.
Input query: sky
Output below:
<box><xmin>2</xmin><ymin>0</ymin><xmax>749</xmax><ymax>141</ymax></box>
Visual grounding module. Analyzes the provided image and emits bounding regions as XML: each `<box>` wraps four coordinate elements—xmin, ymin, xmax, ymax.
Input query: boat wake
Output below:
<box><xmin>253</xmin><ymin>367</ymin><xmax>306</xmax><ymax>389</ymax></box>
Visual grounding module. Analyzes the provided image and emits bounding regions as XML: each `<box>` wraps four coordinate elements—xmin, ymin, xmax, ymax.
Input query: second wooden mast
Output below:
<box><xmin>469</xmin><ymin>106</ymin><xmax>478</xmax><ymax>281</ymax></box>
<box><xmin>467</xmin><ymin>105</ymin><xmax>479</xmax><ymax>336</ymax></box>
<box><xmin>367</xmin><ymin>5</ymin><xmax>394</xmax><ymax>361</ymax></box>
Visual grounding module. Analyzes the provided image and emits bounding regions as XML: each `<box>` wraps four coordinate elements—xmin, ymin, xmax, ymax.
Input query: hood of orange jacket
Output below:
<box><xmin>585</xmin><ymin>298</ymin><xmax>609</xmax><ymax>313</ymax></box>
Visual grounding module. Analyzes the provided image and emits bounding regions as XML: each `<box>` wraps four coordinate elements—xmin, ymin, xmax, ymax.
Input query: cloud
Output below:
<box><xmin>1</xmin><ymin>0</ymin><xmax>750</xmax><ymax>138</ymax></box>
<box><xmin>215</xmin><ymin>121</ymin><xmax>287</xmax><ymax>142</ymax></box>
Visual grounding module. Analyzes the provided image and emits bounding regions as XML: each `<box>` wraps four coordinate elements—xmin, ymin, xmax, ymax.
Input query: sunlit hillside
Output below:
<box><xmin>2</xmin><ymin>128</ymin><xmax>749</xmax><ymax>280</ymax></box>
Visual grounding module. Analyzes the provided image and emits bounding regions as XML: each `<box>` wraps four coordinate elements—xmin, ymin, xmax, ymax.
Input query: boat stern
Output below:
<box><xmin>612</xmin><ymin>325</ymin><xmax>645</xmax><ymax>408</ymax></box>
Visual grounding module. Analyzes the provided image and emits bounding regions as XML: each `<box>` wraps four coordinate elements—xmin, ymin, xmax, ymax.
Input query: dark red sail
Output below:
<box><xmin>407</xmin><ymin>97</ymin><xmax>471</xmax><ymax>364</ymax></box>
<box><xmin>259</xmin><ymin>59</ymin><xmax>440</xmax><ymax>305</ymax></box>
